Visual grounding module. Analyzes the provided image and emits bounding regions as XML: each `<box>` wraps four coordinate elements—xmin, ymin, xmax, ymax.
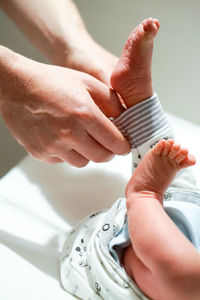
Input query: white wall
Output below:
<box><xmin>1</xmin><ymin>0</ymin><xmax>200</xmax><ymax>177</ymax></box>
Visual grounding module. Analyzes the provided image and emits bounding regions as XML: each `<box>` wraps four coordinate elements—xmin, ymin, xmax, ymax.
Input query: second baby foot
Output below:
<box><xmin>126</xmin><ymin>139</ymin><xmax>196</xmax><ymax>202</ymax></box>
<box><xmin>110</xmin><ymin>18</ymin><xmax>160</xmax><ymax>108</ymax></box>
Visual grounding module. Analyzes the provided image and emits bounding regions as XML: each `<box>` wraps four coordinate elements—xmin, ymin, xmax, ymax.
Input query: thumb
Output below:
<box><xmin>86</xmin><ymin>78</ymin><xmax>125</xmax><ymax>118</ymax></box>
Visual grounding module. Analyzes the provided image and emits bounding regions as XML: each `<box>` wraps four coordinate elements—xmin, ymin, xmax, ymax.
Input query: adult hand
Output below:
<box><xmin>0</xmin><ymin>47</ymin><xmax>130</xmax><ymax>167</ymax></box>
<box><xmin>64</xmin><ymin>38</ymin><xmax>118</xmax><ymax>86</ymax></box>
<box><xmin>0</xmin><ymin>0</ymin><xmax>118</xmax><ymax>85</ymax></box>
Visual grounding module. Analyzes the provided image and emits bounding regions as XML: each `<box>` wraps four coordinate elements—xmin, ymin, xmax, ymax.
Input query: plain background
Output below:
<box><xmin>0</xmin><ymin>0</ymin><xmax>200</xmax><ymax>178</ymax></box>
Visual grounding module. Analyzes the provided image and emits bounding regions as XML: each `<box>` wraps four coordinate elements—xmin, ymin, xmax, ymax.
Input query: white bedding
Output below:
<box><xmin>0</xmin><ymin>114</ymin><xmax>200</xmax><ymax>300</ymax></box>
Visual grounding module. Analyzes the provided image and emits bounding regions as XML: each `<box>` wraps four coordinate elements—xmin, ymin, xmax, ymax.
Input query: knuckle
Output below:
<box><xmin>44</xmin><ymin>143</ymin><xmax>57</xmax><ymax>155</ymax></box>
<box><xmin>74</xmin><ymin>106</ymin><xmax>93</xmax><ymax>123</ymax></box>
<box><xmin>59</xmin><ymin>127</ymin><xmax>73</xmax><ymax>139</ymax></box>
<box><xmin>30</xmin><ymin>151</ymin><xmax>41</xmax><ymax>160</ymax></box>
<box><xmin>25</xmin><ymin>145</ymin><xmax>41</xmax><ymax>159</ymax></box>
<box><xmin>66</xmin><ymin>149</ymin><xmax>89</xmax><ymax>168</ymax></box>
<box><xmin>47</xmin><ymin>157</ymin><xmax>62</xmax><ymax>164</ymax></box>
<box><xmin>26</xmin><ymin>137</ymin><xmax>57</xmax><ymax>156</ymax></box>
<box><xmin>42</xmin><ymin>157</ymin><xmax>55</xmax><ymax>164</ymax></box>
<box><xmin>41</xmin><ymin>138</ymin><xmax>62</xmax><ymax>155</ymax></box>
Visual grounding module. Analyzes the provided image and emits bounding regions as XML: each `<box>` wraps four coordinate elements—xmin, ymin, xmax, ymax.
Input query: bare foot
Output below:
<box><xmin>126</xmin><ymin>139</ymin><xmax>196</xmax><ymax>201</ymax></box>
<box><xmin>110</xmin><ymin>18</ymin><xmax>160</xmax><ymax>108</ymax></box>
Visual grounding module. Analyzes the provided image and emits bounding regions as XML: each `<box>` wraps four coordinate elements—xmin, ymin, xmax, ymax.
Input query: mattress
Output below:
<box><xmin>0</xmin><ymin>114</ymin><xmax>200</xmax><ymax>299</ymax></box>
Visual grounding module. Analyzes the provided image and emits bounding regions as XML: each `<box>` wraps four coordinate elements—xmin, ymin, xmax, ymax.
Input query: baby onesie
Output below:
<box><xmin>60</xmin><ymin>94</ymin><xmax>200</xmax><ymax>299</ymax></box>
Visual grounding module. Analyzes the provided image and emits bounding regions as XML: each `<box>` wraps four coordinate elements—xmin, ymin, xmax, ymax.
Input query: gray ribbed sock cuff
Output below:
<box><xmin>113</xmin><ymin>94</ymin><xmax>174</xmax><ymax>171</ymax></box>
<box><xmin>114</xmin><ymin>93</ymin><xmax>173</xmax><ymax>148</ymax></box>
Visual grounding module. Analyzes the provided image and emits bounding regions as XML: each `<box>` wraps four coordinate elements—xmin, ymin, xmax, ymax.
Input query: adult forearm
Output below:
<box><xmin>0</xmin><ymin>45</ymin><xmax>19</xmax><ymax>115</ymax></box>
<box><xmin>0</xmin><ymin>0</ymin><xmax>91</xmax><ymax>66</ymax></box>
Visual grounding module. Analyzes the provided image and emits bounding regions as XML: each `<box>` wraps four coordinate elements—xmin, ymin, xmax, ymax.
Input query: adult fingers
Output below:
<box><xmin>84</xmin><ymin>104</ymin><xmax>130</xmax><ymax>155</ymax></box>
<box><xmin>55</xmin><ymin>130</ymin><xmax>114</xmax><ymax>164</ymax></box>
<box><xmin>27</xmin><ymin>146</ymin><xmax>88</xmax><ymax>167</ymax></box>
<box><xmin>54</xmin><ymin>149</ymin><xmax>89</xmax><ymax>168</ymax></box>
<box><xmin>42</xmin><ymin>156</ymin><xmax>63</xmax><ymax>164</ymax></box>
<box><xmin>71</xmin><ymin>132</ymin><xmax>114</xmax><ymax>163</ymax></box>
<box><xmin>30</xmin><ymin>152</ymin><xmax>63</xmax><ymax>164</ymax></box>
<box><xmin>39</xmin><ymin>151</ymin><xmax>89</xmax><ymax>168</ymax></box>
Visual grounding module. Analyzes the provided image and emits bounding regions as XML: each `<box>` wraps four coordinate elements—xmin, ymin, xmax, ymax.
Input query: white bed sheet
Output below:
<box><xmin>0</xmin><ymin>114</ymin><xmax>200</xmax><ymax>300</ymax></box>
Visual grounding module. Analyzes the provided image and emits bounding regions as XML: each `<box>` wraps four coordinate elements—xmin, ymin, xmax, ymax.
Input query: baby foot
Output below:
<box><xmin>126</xmin><ymin>139</ymin><xmax>196</xmax><ymax>201</ymax></box>
<box><xmin>110</xmin><ymin>18</ymin><xmax>160</xmax><ymax>108</ymax></box>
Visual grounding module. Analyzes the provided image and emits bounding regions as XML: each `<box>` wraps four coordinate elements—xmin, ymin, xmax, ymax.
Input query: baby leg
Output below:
<box><xmin>123</xmin><ymin>140</ymin><xmax>200</xmax><ymax>300</ymax></box>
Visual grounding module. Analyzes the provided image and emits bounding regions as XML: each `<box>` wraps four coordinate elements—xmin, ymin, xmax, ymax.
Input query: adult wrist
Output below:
<box><xmin>51</xmin><ymin>28</ymin><xmax>93</xmax><ymax>67</ymax></box>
